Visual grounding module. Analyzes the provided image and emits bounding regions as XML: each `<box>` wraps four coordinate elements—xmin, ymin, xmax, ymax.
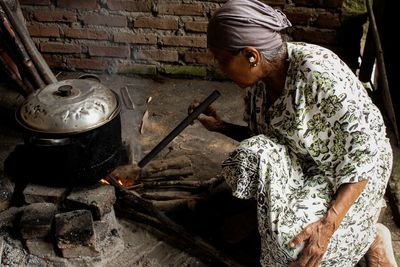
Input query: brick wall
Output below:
<box><xmin>19</xmin><ymin>0</ymin><xmax>366</xmax><ymax>79</ymax></box>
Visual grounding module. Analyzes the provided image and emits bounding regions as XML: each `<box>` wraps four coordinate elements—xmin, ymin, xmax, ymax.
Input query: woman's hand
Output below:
<box><xmin>188</xmin><ymin>101</ymin><xmax>224</xmax><ymax>132</ymax></box>
<box><xmin>288</xmin><ymin>216</ymin><xmax>336</xmax><ymax>267</ymax></box>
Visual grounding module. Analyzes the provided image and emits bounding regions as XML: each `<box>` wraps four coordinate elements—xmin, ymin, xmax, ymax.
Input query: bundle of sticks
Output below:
<box><xmin>0</xmin><ymin>0</ymin><xmax>57</xmax><ymax>96</ymax></box>
<box><xmin>107</xmin><ymin>155</ymin><xmax>244</xmax><ymax>267</ymax></box>
<box><xmin>111</xmin><ymin>155</ymin><xmax>222</xmax><ymax>213</ymax></box>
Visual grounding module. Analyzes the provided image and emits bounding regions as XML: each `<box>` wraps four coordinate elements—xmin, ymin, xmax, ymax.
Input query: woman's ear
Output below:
<box><xmin>241</xmin><ymin>47</ymin><xmax>260</xmax><ymax>67</ymax></box>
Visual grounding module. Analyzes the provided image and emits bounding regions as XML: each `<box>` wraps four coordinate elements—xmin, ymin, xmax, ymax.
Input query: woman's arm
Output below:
<box><xmin>289</xmin><ymin>179</ymin><xmax>368</xmax><ymax>267</ymax></box>
<box><xmin>189</xmin><ymin>102</ymin><xmax>251</xmax><ymax>142</ymax></box>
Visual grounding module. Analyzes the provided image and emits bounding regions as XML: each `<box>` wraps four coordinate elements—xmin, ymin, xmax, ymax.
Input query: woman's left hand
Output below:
<box><xmin>288</xmin><ymin>218</ymin><xmax>336</xmax><ymax>267</ymax></box>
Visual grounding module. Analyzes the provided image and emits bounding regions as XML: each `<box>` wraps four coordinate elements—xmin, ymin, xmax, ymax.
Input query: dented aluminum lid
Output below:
<box><xmin>17</xmin><ymin>79</ymin><xmax>120</xmax><ymax>134</ymax></box>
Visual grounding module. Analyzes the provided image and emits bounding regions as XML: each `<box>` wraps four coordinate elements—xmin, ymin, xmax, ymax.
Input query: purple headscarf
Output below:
<box><xmin>207</xmin><ymin>0</ymin><xmax>292</xmax><ymax>51</ymax></box>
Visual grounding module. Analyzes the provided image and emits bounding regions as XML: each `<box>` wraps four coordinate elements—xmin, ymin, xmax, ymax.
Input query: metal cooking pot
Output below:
<box><xmin>12</xmin><ymin>78</ymin><xmax>122</xmax><ymax>187</ymax></box>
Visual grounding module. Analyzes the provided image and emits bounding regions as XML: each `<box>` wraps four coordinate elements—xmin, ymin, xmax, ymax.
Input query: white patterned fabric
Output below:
<box><xmin>221</xmin><ymin>42</ymin><xmax>393</xmax><ymax>266</ymax></box>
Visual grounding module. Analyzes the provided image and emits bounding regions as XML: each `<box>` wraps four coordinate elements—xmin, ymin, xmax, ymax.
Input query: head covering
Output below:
<box><xmin>207</xmin><ymin>0</ymin><xmax>291</xmax><ymax>52</ymax></box>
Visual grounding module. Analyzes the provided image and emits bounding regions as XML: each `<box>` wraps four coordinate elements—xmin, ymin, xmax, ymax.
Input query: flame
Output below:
<box><xmin>118</xmin><ymin>179</ymin><xmax>123</xmax><ymax>186</ymax></box>
<box><xmin>100</xmin><ymin>179</ymin><xmax>110</xmax><ymax>185</ymax></box>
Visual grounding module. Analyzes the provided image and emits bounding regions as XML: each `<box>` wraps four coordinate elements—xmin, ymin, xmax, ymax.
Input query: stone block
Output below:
<box><xmin>23</xmin><ymin>183</ymin><xmax>67</xmax><ymax>204</ymax></box>
<box><xmin>0</xmin><ymin>176</ymin><xmax>14</xmax><ymax>212</ymax></box>
<box><xmin>20</xmin><ymin>203</ymin><xmax>57</xmax><ymax>239</ymax></box>
<box><xmin>25</xmin><ymin>239</ymin><xmax>57</xmax><ymax>258</ymax></box>
<box><xmin>65</xmin><ymin>184</ymin><xmax>116</xmax><ymax>220</ymax></box>
<box><xmin>94</xmin><ymin>207</ymin><xmax>119</xmax><ymax>243</ymax></box>
<box><xmin>54</xmin><ymin>210</ymin><xmax>99</xmax><ymax>258</ymax></box>
<box><xmin>0</xmin><ymin>207</ymin><xmax>23</xmax><ymax>230</ymax></box>
<box><xmin>0</xmin><ymin>237</ymin><xmax>4</xmax><ymax>265</ymax></box>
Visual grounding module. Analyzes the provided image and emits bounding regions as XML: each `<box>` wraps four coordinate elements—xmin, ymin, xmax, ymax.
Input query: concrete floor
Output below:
<box><xmin>1</xmin><ymin>73</ymin><xmax>399</xmax><ymax>266</ymax></box>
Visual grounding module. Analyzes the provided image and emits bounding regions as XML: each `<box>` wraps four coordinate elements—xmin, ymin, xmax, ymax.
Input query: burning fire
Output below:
<box><xmin>100</xmin><ymin>176</ymin><xmax>134</xmax><ymax>187</ymax></box>
<box><xmin>100</xmin><ymin>179</ymin><xmax>110</xmax><ymax>185</ymax></box>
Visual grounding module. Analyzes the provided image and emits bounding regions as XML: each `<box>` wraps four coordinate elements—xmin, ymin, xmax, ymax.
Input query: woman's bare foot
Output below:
<box><xmin>365</xmin><ymin>223</ymin><xmax>398</xmax><ymax>267</ymax></box>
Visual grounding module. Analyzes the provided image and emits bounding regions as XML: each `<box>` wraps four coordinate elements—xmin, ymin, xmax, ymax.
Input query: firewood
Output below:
<box><xmin>111</xmin><ymin>155</ymin><xmax>194</xmax><ymax>184</ymax></box>
<box><xmin>0</xmin><ymin>12</ymin><xmax>45</xmax><ymax>90</ymax></box>
<box><xmin>139</xmin><ymin>190</ymin><xmax>199</xmax><ymax>200</ymax></box>
<box><xmin>145</xmin><ymin>155</ymin><xmax>191</xmax><ymax>173</ymax></box>
<box><xmin>152</xmin><ymin>198</ymin><xmax>200</xmax><ymax>213</ymax></box>
<box><xmin>141</xmin><ymin>177</ymin><xmax>222</xmax><ymax>189</ymax></box>
<box><xmin>0</xmin><ymin>0</ymin><xmax>57</xmax><ymax>84</ymax></box>
<box><xmin>107</xmin><ymin>176</ymin><xmax>243</xmax><ymax>267</ymax></box>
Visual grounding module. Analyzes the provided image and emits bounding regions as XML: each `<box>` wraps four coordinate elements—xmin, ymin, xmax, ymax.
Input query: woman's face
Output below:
<box><xmin>211</xmin><ymin>47</ymin><xmax>261</xmax><ymax>88</ymax></box>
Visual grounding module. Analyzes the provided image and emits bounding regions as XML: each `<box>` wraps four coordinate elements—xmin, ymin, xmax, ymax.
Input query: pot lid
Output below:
<box><xmin>18</xmin><ymin>79</ymin><xmax>120</xmax><ymax>134</ymax></box>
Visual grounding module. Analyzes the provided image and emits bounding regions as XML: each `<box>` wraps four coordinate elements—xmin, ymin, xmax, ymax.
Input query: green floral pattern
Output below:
<box><xmin>221</xmin><ymin>42</ymin><xmax>393</xmax><ymax>266</ymax></box>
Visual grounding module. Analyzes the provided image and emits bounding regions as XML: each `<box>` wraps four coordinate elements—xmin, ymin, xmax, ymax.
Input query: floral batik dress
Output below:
<box><xmin>221</xmin><ymin>42</ymin><xmax>393</xmax><ymax>266</ymax></box>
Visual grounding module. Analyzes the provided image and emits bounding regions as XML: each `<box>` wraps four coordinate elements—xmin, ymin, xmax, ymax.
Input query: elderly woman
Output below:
<box><xmin>190</xmin><ymin>0</ymin><xmax>396</xmax><ymax>266</ymax></box>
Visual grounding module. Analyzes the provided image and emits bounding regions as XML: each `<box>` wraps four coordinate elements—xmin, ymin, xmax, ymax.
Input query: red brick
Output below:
<box><xmin>134</xmin><ymin>17</ymin><xmax>178</xmax><ymax>30</ymax></box>
<box><xmin>184</xmin><ymin>21</ymin><xmax>208</xmax><ymax>33</ymax></box>
<box><xmin>43</xmin><ymin>54</ymin><xmax>65</xmax><ymax>69</ymax></box>
<box><xmin>107</xmin><ymin>0</ymin><xmax>151</xmax><ymax>12</ymax></box>
<box><xmin>114</xmin><ymin>32</ymin><xmax>157</xmax><ymax>44</ymax></box>
<box><xmin>283</xmin><ymin>7</ymin><xmax>314</xmax><ymax>26</ymax></box>
<box><xmin>64</xmin><ymin>28</ymin><xmax>108</xmax><ymax>40</ymax></box>
<box><xmin>28</xmin><ymin>25</ymin><xmax>60</xmax><ymax>37</ymax></box>
<box><xmin>184</xmin><ymin>51</ymin><xmax>214</xmax><ymax>65</ymax></box>
<box><xmin>67</xmin><ymin>58</ymin><xmax>109</xmax><ymax>70</ymax></box>
<box><xmin>88</xmin><ymin>45</ymin><xmax>130</xmax><ymax>58</ymax></box>
<box><xmin>40</xmin><ymin>42</ymin><xmax>81</xmax><ymax>54</ymax></box>
<box><xmin>34</xmin><ymin>10</ymin><xmax>76</xmax><ymax>22</ymax></box>
<box><xmin>158</xmin><ymin>3</ymin><xmax>204</xmax><ymax>16</ymax></box>
<box><xmin>20</xmin><ymin>0</ymin><xmax>50</xmax><ymax>5</ymax></box>
<box><xmin>80</xmin><ymin>14</ymin><xmax>127</xmax><ymax>27</ymax></box>
<box><xmin>314</xmin><ymin>10</ymin><xmax>341</xmax><ymax>28</ymax></box>
<box><xmin>114</xmin><ymin>61</ymin><xmax>157</xmax><ymax>75</ymax></box>
<box><xmin>161</xmin><ymin>36</ymin><xmax>207</xmax><ymax>48</ymax></box>
<box><xmin>293</xmin><ymin>0</ymin><xmax>343</xmax><ymax>8</ymax></box>
<box><xmin>290</xmin><ymin>26</ymin><xmax>337</xmax><ymax>44</ymax></box>
<box><xmin>136</xmin><ymin>49</ymin><xmax>178</xmax><ymax>63</ymax></box>
<box><xmin>259</xmin><ymin>0</ymin><xmax>286</xmax><ymax>6</ymax></box>
<box><xmin>57</xmin><ymin>0</ymin><xmax>98</xmax><ymax>10</ymax></box>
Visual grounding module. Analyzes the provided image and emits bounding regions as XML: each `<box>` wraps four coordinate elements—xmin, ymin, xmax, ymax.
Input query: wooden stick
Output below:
<box><xmin>107</xmin><ymin>176</ymin><xmax>243</xmax><ymax>267</ymax></box>
<box><xmin>0</xmin><ymin>50</ymin><xmax>32</xmax><ymax>95</ymax></box>
<box><xmin>145</xmin><ymin>155</ymin><xmax>192</xmax><ymax>173</ymax></box>
<box><xmin>366</xmin><ymin>0</ymin><xmax>399</xmax><ymax>145</ymax></box>
<box><xmin>142</xmin><ymin>177</ymin><xmax>222</xmax><ymax>189</ymax></box>
<box><xmin>152</xmin><ymin>198</ymin><xmax>200</xmax><ymax>213</ymax></box>
<box><xmin>0</xmin><ymin>0</ymin><xmax>57</xmax><ymax>85</ymax></box>
<box><xmin>0</xmin><ymin>12</ymin><xmax>45</xmax><ymax>89</ymax></box>
<box><xmin>140</xmin><ymin>190</ymin><xmax>199</xmax><ymax>200</ymax></box>
<box><xmin>143</xmin><ymin>167</ymin><xmax>193</xmax><ymax>179</ymax></box>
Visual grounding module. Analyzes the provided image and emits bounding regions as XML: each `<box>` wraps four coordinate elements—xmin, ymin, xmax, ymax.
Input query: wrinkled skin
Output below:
<box><xmin>289</xmin><ymin>218</ymin><xmax>336</xmax><ymax>267</ymax></box>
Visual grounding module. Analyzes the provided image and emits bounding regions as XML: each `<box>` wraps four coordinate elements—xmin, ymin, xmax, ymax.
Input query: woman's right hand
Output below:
<box><xmin>188</xmin><ymin>101</ymin><xmax>224</xmax><ymax>132</ymax></box>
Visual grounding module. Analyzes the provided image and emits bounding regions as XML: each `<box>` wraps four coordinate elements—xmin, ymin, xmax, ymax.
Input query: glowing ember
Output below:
<box><xmin>100</xmin><ymin>179</ymin><xmax>110</xmax><ymax>185</ymax></box>
<box><xmin>118</xmin><ymin>179</ymin><xmax>123</xmax><ymax>186</ymax></box>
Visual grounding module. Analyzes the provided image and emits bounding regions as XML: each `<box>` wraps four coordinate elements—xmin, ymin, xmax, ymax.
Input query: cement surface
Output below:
<box><xmin>1</xmin><ymin>73</ymin><xmax>399</xmax><ymax>266</ymax></box>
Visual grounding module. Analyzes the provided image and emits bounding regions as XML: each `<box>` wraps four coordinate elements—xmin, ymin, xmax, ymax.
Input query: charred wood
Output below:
<box><xmin>108</xmin><ymin>176</ymin><xmax>243</xmax><ymax>267</ymax></box>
